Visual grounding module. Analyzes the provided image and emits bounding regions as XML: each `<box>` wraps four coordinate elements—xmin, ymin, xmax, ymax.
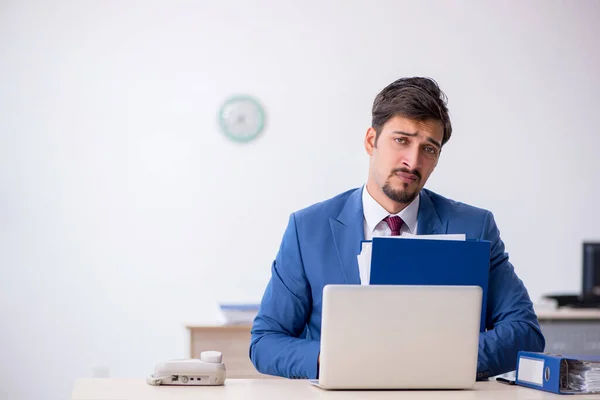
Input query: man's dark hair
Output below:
<box><xmin>372</xmin><ymin>77</ymin><xmax>452</xmax><ymax>146</ymax></box>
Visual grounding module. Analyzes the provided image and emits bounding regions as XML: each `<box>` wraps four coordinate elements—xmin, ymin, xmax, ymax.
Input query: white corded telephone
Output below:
<box><xmin>146</xmin><ymin>351</ymin><xmax>226</xmax><ymax>386</ymax></box>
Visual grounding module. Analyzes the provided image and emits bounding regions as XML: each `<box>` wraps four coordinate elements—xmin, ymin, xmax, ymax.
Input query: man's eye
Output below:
<box><xmin>395</xmin><ymin>137</ymin><xmax>407</xmax><ymax>144</ymax></box>
<box><xmin>424</xmin><ymin>146</ymin><xmax>436</xmax><ymax>154</ymax></box>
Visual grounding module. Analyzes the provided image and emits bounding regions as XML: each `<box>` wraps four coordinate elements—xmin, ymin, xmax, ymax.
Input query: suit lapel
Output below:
<box><xmin>417</xmin><ymin>190</ymin><xmax>447</xmax><ymax>235</ymax></box>
<box><xmin>329</xmin><ymin>188</ymin><xmax>364</xmax><ymax>284</ymax></box>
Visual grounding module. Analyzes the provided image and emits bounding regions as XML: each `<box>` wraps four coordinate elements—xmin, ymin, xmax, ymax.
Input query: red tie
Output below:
<box><xmin>383</xmin><ymin>215</ymin><xmax>404</xmax><ymax>236</ymax></box>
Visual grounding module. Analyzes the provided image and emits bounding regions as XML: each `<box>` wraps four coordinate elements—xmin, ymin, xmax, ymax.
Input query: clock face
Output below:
<box><xmin>218</xmin><ymin>95</ymin><xmax>265</xmax><ymax>142</ymax></box>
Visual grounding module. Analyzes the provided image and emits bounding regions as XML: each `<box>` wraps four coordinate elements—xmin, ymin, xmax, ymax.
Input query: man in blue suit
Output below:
<box><xmin>249</xmin><ymin>77</ymin><xmax>545</xmax><ymax>380</ymax></box>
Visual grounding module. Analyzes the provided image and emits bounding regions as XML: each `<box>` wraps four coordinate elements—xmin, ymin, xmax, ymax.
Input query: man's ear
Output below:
<box><xmin>364</xmin><ymin>127</ymin><xmax>377</xmax><ymax>156</ymax></box>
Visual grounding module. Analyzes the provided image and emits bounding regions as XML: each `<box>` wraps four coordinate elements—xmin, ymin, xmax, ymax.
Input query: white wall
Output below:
<box><xmin>1</xmin><ymin>1</ymin><xmax>599</xmax><ymax>399</ymax></box>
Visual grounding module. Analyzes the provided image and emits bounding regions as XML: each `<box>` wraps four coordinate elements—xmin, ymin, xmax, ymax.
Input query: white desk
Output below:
<box><xmin>71</xmin><ymin>378</ymin><xmax>591</xmax><ymax>400</ymax></box>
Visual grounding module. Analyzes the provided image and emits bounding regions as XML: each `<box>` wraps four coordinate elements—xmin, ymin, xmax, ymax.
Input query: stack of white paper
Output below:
<box><xmin>566</xmin><ymin>360</ymin><xmax>600</xmax><ymax>394</ymax></box>
<box><xmin>218</xmin><ymin>304</ymin><xmax>260</xmax><ymax>325</ymax></box>
<box><xmin>357</xmin><ymin>241</ymin><xmax>373</xmax><ymax>285</ymax></box>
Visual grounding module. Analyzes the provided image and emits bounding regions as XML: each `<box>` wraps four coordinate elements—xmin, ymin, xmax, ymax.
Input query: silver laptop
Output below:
<box><xmin>311</xmin><ymin>285</ymin><xmax>482</xmax><ymax>390</ymax></box>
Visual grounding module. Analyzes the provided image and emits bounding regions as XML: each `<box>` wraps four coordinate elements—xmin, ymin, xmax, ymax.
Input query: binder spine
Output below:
<box><xmin>516</xmin><ymin>352</ymin><xmax>559</xmax><ymax>394</ymax></box>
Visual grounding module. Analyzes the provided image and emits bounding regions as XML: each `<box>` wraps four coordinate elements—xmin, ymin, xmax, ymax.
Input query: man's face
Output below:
<box><xmin>365</xmin><ymin>115</ymin><xmax>444</xmax><ymax>205</ymax></box>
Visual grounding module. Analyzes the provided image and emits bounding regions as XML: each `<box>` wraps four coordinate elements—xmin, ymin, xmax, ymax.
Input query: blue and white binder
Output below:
<box><xmin>516</xmin><ymin>351</ymin><xmax>600</xmax><ymax>394</ymax></box>
<box><xmin>367</xmin><ymin>236</ymin><xmax>491</xmax><ymax>332</ymax></box>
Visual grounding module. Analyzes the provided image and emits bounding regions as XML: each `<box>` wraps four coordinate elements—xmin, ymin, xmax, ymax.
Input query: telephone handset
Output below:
<box><xmin>146</xmin><ymin>351</ymin><xmax>226</xmax><ymax>386</ymax></box>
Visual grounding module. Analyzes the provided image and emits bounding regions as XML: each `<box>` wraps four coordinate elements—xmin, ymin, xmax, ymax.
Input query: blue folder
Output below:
<box><xmin>368</xmin><ymin>237</ymin><xmax>491</xmax><ymax>332</ymax></box>
<box><xmin>516</xmin><ymin>351</ymin><xmax>600</xmax><ymax>394</ymax></box>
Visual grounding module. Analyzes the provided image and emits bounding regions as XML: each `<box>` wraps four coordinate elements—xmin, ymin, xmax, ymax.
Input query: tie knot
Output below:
<box><xmin>383</xmin><ymin>215</ymin><xmax>404</xmax><ymax>236</ymax></box>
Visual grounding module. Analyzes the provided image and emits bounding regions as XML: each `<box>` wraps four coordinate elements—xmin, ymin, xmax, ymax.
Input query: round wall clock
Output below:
<box><xmin>218</xmin><ymin>95</ymin><xmax>265</xmax><ymax>142</ymax></box>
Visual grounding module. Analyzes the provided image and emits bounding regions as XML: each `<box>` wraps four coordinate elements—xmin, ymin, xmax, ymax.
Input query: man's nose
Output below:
<box><xmin>401</xmin><ymin>145</ymin><xmax>421</xmax><ymax>170</ymax></box>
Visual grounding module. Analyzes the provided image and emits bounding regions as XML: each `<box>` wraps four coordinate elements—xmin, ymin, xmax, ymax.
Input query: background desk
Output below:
<box><xmin>186</xmin><ymin>325</ymin><xmax>271</xmax><ymax>379</ymax></box>
<box><xmin>72</xmin><ymin>378</ymin><xmax>576</xmax><ymax>400</ymax></box>
<box><xmin>537</xmin><ymin>308</ymin><xmax>600</xmax><ymax>355</ymax></box>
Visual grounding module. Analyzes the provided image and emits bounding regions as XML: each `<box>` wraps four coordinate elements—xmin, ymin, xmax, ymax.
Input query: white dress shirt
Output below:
<box><xmin>360</xmin><ymin>185</ymin><xmax>420</xmax><ymax>284</ymax></box>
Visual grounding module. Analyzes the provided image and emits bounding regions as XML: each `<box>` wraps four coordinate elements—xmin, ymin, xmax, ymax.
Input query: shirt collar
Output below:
<box><xmin>362</xmin><ymin>185</ymin><xmax>420</xmax><ymax>234</ymax></box>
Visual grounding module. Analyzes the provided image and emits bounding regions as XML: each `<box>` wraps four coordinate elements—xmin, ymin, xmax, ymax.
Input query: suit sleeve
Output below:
<box><xmin>476</xmin><ymin>211</ymin><xmax>545</xmax><ymax>378</ymax></box>
<box><xmin>249</xmin><ymin>213</ymin><xmax>321</xmax><ymax>379</ymax></box>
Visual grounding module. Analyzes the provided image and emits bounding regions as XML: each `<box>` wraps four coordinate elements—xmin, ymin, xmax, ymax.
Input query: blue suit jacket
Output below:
<box><xmin>250</xmin><ymin>187</ymin><xmax>545</xmax><ymax>379</ymax></box>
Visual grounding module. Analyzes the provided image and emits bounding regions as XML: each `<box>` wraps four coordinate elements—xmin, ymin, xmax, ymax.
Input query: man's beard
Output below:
<box><xmin>382</xmin><ymin>168</ymin><xmax>421</xmax><ymax>204</ymax></box>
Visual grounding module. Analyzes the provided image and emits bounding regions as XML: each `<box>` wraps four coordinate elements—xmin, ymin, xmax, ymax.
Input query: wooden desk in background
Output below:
<box><xmin>72</xmin><ymin>379</ymin><xmax>579</xmax><ymax>400</ymax></box>
<box><xmin>537</xmin><ymin>308</ymin><xmax>600</xmax><ymax>355</ymax></box>
<box><xmin>186</xmin><ymin>325</ymin><xmax>268</xmax><ymax>378</ymax></box>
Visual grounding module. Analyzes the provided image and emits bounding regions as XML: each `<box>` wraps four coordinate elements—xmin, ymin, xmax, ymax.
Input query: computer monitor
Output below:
<box><xmin>583</xmin><ymin>242</ymin><xmax>600</xmax><ymax>297</ymax></box>
<box><xmin>542</xmin><ymin>242</ymin><xmax>600</xmax><ymax>308</ymax></box>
